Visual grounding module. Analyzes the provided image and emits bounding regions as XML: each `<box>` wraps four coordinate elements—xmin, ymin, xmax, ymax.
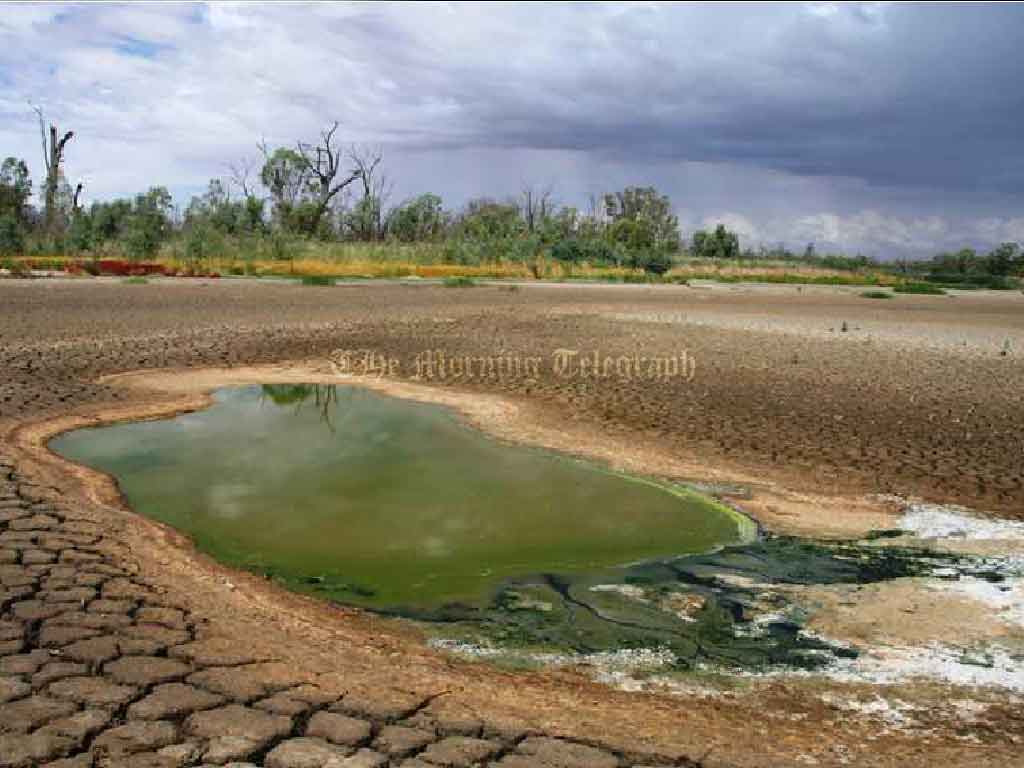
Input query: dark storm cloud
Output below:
<box><xmin>2</xmin><ymin>2</ymin><xmax>1023</xmax><ymax>255</ymax></box>
<box><xmin>420</xmin><ymin>3</ymin><xmax>1024</xmax><ymax>193</ymax></box>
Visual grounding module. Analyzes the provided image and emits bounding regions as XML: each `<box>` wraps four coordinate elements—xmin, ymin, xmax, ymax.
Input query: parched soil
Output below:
<box><xmin>1</xmin><ymin>278</ymin><xmax>1023</xmax><ymax>768</ymax></box>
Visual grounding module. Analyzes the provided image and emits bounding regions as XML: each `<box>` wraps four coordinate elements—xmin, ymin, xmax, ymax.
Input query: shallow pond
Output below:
<box><xmin>51</xmin><ymin>384</ymin><xmax>748</xmax><ymax>612</ymax></box>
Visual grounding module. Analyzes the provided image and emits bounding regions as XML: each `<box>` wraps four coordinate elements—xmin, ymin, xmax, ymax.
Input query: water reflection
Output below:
<box><xmin>261</xmin><ymin>384</ymin><xmax>339</xmax><ymax>430</ymax></box>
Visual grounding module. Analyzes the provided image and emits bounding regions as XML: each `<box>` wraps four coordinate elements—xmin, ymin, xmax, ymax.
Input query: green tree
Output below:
<box><xmin>123</xmin><ymin>187</ymin><xmax>173</xmax><ymax>260</ymax></box>
<box><xmin>691</xmin><ymin>224</ymin><xmax>740</xmax><ymax>259</ymax></box>
<box><xmin>185</xmin><ymin>179</ymin><xmax>260</xmax><ymax>235</ymax></box>
<box><xmin>932</xmin><ymin>248</ymin><xmax>978</xmax><ymax>276</ymax></box>
<box><xmin>344</xmin><ymin>195</ymin><xmax>382</xmax><ymax>242</ymax></box>
<box><xmin>243</xmin><ymin>195</ymin><xmax>266</xmax><ymax>233</ymax></box>
<box><xmin>260</xmin><ymin>124</ymin><xmax>363</xmax><ymax>236</ymax></box>
<box><xmin>608</xmin><ymin>217</ymin><xmax>656</xmax><ymax>251</ymax></box>
<box><xmin>386</xmin><ymin>194</ymin><xmax>446</xmax><ymax>242</ymax></box>
<box><xmin>0</xmin><ymin>214</ymin><xmax>24</xmax><ymax>255</ymax></box>
<box><xmin>540</xmin><ymin>206</ymin><xmax>580</xmax><ymax>244</ymax></box>
<box><xmin>602</xmin><ymin>186</ymin><xmax>681</xmax><ymax>252</ymax></box>
<box><xmin>986</xmin><ymin>242</ymin><xmax>1020</xmax><ymax>276</ymax></box>
<box><xmin>455</xmin><ymin>198</ymin><xmax>524</xmax><ymax>240</ymax></box>
<box><xmin>0</xmin><ymin>157</ymin><xmax>32</xmax><ymax>226</ymax></box>
<box><xmin>260</xmin><ymin>148</ymin><xmax>309</xmax><ymax>230</ymax></box>
<box><xmin>90</xmin><ymin>198</ymin><xmax>134</xmax><ymax>242</ymax></box>
<box><xmin>66</xmin><ymin>210</ymin><xmax>94</xmax><ymax>252</ymax></box>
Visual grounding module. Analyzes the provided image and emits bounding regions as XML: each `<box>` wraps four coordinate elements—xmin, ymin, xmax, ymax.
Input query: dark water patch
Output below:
<box><xmin>426</xmin><ymin>535</ymin><xmax>998</xmax><ymax>671</ymax></box>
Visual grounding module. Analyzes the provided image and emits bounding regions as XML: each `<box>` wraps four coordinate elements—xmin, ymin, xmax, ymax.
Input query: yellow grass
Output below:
<box><xmin>8</xmin><ymin>249</ymin><xmax>894</xmax><ymax>286</ymax></box>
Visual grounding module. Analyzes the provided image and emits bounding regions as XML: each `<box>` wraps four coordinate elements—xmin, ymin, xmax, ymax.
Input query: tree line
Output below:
<box><xmin>1</xmin><ymin>117</ymin><xmax>1022</xmax><ymax>281</ymax></box>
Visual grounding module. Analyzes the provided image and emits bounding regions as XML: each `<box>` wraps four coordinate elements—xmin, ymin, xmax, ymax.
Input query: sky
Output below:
<box><xmin>1</xmin><ymin>1</ymin><xmax>1023</xmax><ymax>258</ymax></box>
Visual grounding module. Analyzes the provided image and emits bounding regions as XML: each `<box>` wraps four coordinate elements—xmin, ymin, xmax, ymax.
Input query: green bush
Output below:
<box><xmin>264</xmin><ymin>232</ymin><xmax>305</xmax><ymax>262</ymax></box>
<box><xmin>895</xmin><ymin>282</ymin><xmax>946</xmax><ymax>295</ymax></box>
<box><xmin>66</xmin><ymin>214</ymin><xmax>95</xmax><ymax>253</ymax></box>
<box><xmin>300</xmin><ymin>275</ymin><xmax>335</xmax><ymax>286</ymax></box>
<box><xmin>636</xmin><ymin>250</ymin><xmax>673</xmax><ymax>275</ymax></box>
<box><xmin>981</xmin><ymin>275</ymin><xmax>1020</xmax><ymax>290</ymax></box>
<box><xmin>550</xmin><ymin>238</ymin><xmax>583</xmax><ymax>263</ymax></box>
<box><xmin>443</xmin><ymin>276</ymin><xmax>476</xmax><ymax>287</ymax></box>
<box><xmin>184</xmin><ymin>223</ymin><xmax>227</xmax><ymax>264</ymax></box>
<box><xmin>504</xmin><ymin>235</ymin><xmax>541</xmax><ymax>264</ymax></box>
<box><xmin>0</xmin><ymin>214</ymin><xmax>24</xmax><ymax>256</ymax></box>
<box><xmin>550</xmin><ymin>237</ymin><xmax>618</xmax><ymax>265</ymax></box>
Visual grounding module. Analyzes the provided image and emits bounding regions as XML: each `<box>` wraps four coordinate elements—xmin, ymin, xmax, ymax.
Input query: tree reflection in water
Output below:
<box><xmin>260</xmin><ymin>384</ymin><xmax>339</xmax><ymax>431</ymax></box>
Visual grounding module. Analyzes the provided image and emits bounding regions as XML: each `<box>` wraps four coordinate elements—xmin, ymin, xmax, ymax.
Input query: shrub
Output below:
<box><xmin>981</xmin><ymin>275</ymin><xmax>1020</xmax><ymax>290</ymax></box>
<box><xmin>927</xmin><ymin>272</ymin><xmax>1020</xmax><ymax>290</ymax></box>
<box><xmin>550</xmin><ymin>238</ymin><xmax>584</xmax><ymax>263</ymax></box>
<box><xmin>300</xmin><ymin>275</ymin><xmax>335</xmax><ymax>286</ymax></box>
<box><xmin>443</xmin><ymin>276</ymin><xmax>476</xmax><ymax>287</ymax></box>
<box><xmin>184</xmin><ymin>223</ymin><xmax>227</xmax><ymax>264</ymax></box>
<box><xmin>637</xmin><ymin>250</ymin><xmax>673</xmax><ymax>275</ymax></box>
<box><xmin>550</xmin><ymin>237</ymin><xmax>618</xmax><ymax>265</ymax></box>
<box><xmin>0</xmin><ymin>214</ymin><xmax>24</xmax><ymax>256</ymax></box>
<box><xmin>123</xmin><ymin>224</ymin><xmax>161</xmax><ymax>260</ymax></box>
<box><xmin>895</xmin><ymin>282</ymin><xmax>946</xmax><ymax>295</ymax></box>
<box><xmin>861</xmin><ymin>290</ymin><xmax>893</xmax><ymax>299</ymax></box>
<box><xmin>67</xmin><ymin>214</ymin><xmax>94</xmax><ymax>253</ymax></box>
<box><xmin>266</xmin><ymin>232</ymin><xmax>304</xmax><ymax>262</ymax></box>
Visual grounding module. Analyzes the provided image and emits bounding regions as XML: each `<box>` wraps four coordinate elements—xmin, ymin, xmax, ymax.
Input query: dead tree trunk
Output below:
<box><xmin>296</xmin><ymin>122</ymin><xmax>361</xmax><ymax>236</ymax></box>
<box><xmin>35</xmin><ymin>107</ymin><xmax>75</xmax><ymax>235</ymax></box>
<box><xmin>349</xmin><ymin>145</ymin><xmax>384</xmax><ymax>240</ymax></box>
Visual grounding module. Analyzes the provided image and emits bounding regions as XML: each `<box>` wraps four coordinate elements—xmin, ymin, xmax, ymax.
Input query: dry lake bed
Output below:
<box><xmin>1</xmin><ymin>277</ymin><xmax>1023</xmax><ymax>767</ymax></box>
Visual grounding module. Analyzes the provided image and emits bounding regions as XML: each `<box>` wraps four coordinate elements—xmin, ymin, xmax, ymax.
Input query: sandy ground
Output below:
<box><xmin>2</xmin><ymin>277</ymin><xmax>1024</xmax><ymax>766</ymax></box>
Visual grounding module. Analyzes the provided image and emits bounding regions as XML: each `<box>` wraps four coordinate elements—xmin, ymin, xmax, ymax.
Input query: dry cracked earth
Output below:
<box><xmin>2</xmin><ymin>278</ymin><xmax>1024</xmax><ymax>768</ymax></box>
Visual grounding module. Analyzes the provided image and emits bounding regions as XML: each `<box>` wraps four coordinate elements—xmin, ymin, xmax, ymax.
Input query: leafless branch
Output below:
<box><xmin>294</xmin><ymin>121</ymin><xmax>362</xmax><ymax>234</ymax></box>
<box><xmin>227</xmin><ymin>156</ymin><xmax>257</xmax><ymax>198</ymax></box>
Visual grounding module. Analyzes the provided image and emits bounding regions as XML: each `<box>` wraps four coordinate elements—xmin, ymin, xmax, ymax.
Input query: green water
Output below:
<box><xmin>51</xmin><ymin>385</ymin><xmax>746</xmax><ymax>612</ymax></box>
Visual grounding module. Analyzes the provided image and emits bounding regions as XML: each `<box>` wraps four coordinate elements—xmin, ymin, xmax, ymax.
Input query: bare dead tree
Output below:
<box><xmin>256</xmin><ymin>137</ymin><xmax>271</xmax><ymax>164</ymax></box>
<box><xmin>33</xmin><ymin>105</ymin><xmax>75</xmax><ymax>233</ymax></box>
<box><xmin>296</xmin><ymin>122</ymin><xmax>361</xmax><ymax>235</ymax></box>
<box><xmin>72</xmin><ymin>182</ymin><xmax>83</xmax><ymax>214</ymax></box>
<box><xmin>371</xmin><ymin>167</ymin><xmax>395</xmax><ymax>240</ymax></box>
<box><xmin>520</xmin><ymin>183</ymin><xmax>555</xmax><ymax>233</ymax></box>
<box><xmin>348</xmin><ymin>144</ymin><xmax>385</xmax><ymax>240</ymax></box>
<box><xmin>227</xmin><ymin>156</ymin><xmax>258</xmax><ymax>199</ymax></box>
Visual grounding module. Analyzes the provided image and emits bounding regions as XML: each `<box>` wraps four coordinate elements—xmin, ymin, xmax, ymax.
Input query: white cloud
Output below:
<box><xmin>689</xmin><ymin>210</ymin><xmax>996</xmax><ymax>258</ymax></box>
<box><xmin>974</xmin><ymin>217</ymin><xmax>1024</xmax><ymax>245</ymax></box>
<box><xmin>698</xmin><ymin>213</ymin><xmax>761</xmax><ymax>243</ymax></box>
<box><xmin>788</xmin><ymin>211</ymin><xmax>950</xmax><ymax>251</ymax></box>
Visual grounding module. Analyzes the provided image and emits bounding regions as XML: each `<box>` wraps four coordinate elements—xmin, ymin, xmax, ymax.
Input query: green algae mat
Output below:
<box><xmin>51</xmin><ymin>384</ymin><xmax>749</xmax><ymax>612</ymax></box>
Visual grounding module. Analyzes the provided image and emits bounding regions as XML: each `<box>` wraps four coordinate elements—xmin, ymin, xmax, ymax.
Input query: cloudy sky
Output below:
<box><xmin>2</xmin><ymin>1</ymin><xmax>1023</xmax><ymax>258</ymax></box>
